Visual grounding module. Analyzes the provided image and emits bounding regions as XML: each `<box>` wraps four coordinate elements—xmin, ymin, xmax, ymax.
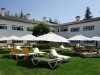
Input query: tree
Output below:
<box><xmin>49</xmin><ymin>18</ymin><xmax>53</xmax><ymax>23</ymax></box>
<box><xmin>33</xmin><ymin>18</ymin><xmax>35</xmax><ymax>20</ymax></box>
<box><xmin>84</xmin><ymin>7</ymin><xmax>93</xmax><ymax>20</ymax></box>
<box><xmin>5</xmin><ymin>11</ymin><xmax>10</xmax><ymax>16</ymax></box>
<box><xmin>20</xmin><ymin>10</ymin><xmax>24</xmax><ymax>18</ymax></box>
<box><xmin>43</xmin><ymin>17</ymin><xmax>46</xmax><ymax>22</ymax></box>
<box><xmin>54</xmin><ymin>19</ymin><xmax>58</xmax><ymax>24</ymax></box>
<box><xmin>14</xmin><ymin>13</ymin><xmax>18</xmax><ymax>17</ymax></box>
<box><xmin>23</xmin><ymin>15</ymin><xmax>27</xmax><ymax>19</ymax></box>
<box><xmin>32</xmin><ymin>22</ymin><xmax>50</xmax><ymax>37</ymax></box>
<box><xmin>48</xmin><ymin>18</ymin><xmax>59</xmax><ymax>24</ymax></box>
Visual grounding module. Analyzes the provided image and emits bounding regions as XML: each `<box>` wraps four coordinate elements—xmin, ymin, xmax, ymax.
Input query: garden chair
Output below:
<box><xmin>8</xmin><ymin>45</ymin><xmax>13</xmax><ymax>49</ymax></box>
<box><xmin>2</xmin><ymin>45</ymin><xmax>13</xmax><ymax>50</ymax></box>
<box><xmin>70</xmin><ymin>46</ymin><xmax>84</xmax><ymax>55</ymax></box>
<box><xmin>16</xmin><ymin>45</ymin><xmax>22</xmax><ymax>50</ymax></box>
<box><xmin>49</xmin><ymin>48</ymin><xmax>71</xmax><ymax>60</ymax></box>
<box><xmin>85</xmin><ymin>46</ymin><xmax>96</xmax><ymax>52</ymax></box>
<box><xmin>2</xmin><ymin>46</ymin><xmax>8</xmax><ymax>50</ymax></box>
<box><xmin>59</xmin><ymin>45</ymin><xmax>72</xmax><ymax>51</ymax></box>
<box><xmin>22</xmin><ymin>48</ymin><xmax>36</xmax><ymax>57</ymax></box>
<box><xmin>33</xmin><ymin>47</ymin><xmax>46</xmax><ymax>56</ymax></box>
<box><xmin>31</xmin><ymin>57</ymin><xmax>61</xmax><ymax>69</ymax></box>
<box><xmin>81</xmin><ymin>47</ymin><xmax>100</xmax><ymax>57</ymax></box>
<box><xmin>81</xmin><ymin>51</ymin><xmax>100</xmax><ymax>58</ymax></box>
<box><xmin>10</xmin><ymin>48</ymin><xmax>27</xmax><ymax>60</ymax></box>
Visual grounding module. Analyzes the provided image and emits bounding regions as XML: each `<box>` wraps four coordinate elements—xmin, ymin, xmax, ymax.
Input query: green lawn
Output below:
<box><xmin>0</xmin><ymin>50</ymin><xmax>100</xmax><ymax>75</ymax></box>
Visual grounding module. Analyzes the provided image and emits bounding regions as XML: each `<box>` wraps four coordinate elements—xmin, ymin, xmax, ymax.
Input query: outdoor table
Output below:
<box><xmin>31</xmin><ymin>57</ymin><xmax>61</xmax><ymax>68</ymax></box>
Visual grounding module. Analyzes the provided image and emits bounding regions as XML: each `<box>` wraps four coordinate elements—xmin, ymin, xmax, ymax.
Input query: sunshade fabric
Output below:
<box><xmin>68</xmin><ymin>34</ymin><xmax>90</xmax><ymax>40</ymax></box>
<box><xmin>36</xmin><ymin>32</ymin><xmax>69</xmax><ymax>43</ymax></box>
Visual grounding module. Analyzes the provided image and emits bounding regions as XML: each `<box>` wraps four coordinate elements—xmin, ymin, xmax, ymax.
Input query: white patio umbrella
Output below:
<box><xmin>7</xmin><ymin>35</ymin><xmax>19</xmax><ymax>40</ymax></box>
<box><xmin>0</xmin><ymin>37</ymin><xmax>8</xmax><ymax>46</ymax></box>
<box><xmin>90</xmin><ymin>36</ymin><xmax>100</xmax><ymax>41</ymax></box>
<box><xmin>36</xmin><ymin>32</ymin><xmax>69</xmax><ymax>43</ymax></box>
<box><xmin>18</xmin><ymin>34</ymin><xmax>36</xmax><ymax>47</ymax></box>
<box><xmin>7</xmin><ymin>35</ymin><xmax>20</xmax><ymax>47</ymax></box>
<box><xmin>68</xmin><ymin>34</ymin><xmax>90</xmax><ymax>40</ymax></box>
<box><xmin>0</xmin><ymin>37</ymin><xmax>8</xmax><ymax>41</ymax></box>
<box><xmin>19</xmin><ymin>34</ymin><xmax>36</xmax><ymax>40</ymax></box>
<box><xmin>68</xmin><ymin>34</ymin><xmax>91</xmax><ymax>46</ymax></box>
<box><xmin>90</xmin><ymin>36</ymin><xmax>100</xmax><ymax>47</ymax></box>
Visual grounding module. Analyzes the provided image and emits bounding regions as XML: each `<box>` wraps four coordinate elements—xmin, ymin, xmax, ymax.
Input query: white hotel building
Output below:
<box><xmin>0</xmin><ymin>8</ymin><xmax>100</xmax><ymax>46</ymax></box>
<box><xmin>54</xmin><ymin>16</ymin><xmax>100</xmax><ymax>46</ymax></box>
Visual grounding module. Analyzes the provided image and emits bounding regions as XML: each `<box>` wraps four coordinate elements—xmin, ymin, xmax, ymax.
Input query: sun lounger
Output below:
<box><xmin>16</xmin><ymin>46</ymin><xmax>22</xmax><ymax>50</ymax></box>
<box><xmin>70</xmin><ymin>46</ymin><xmax>85</xmax><ymax>55</ymax></box>
<box><xmin>10</xmin><ymin>49</ymin><xmax>27</xmax><ymax>60</ymax></box>
<box><xmin>33</xmin><ymin>47</ymin><xmax>46</xmax><ymax>56</ymax></box>
<box><xmin>22</xmin><ymin>48</ymin><xmax>36</xmax><ymax>57</ymax></box>
<box><xmin>81</xmin><ymin>52</ymin><xmax>100</xmax><ymax>58</ymax></box>
<box><xmin>59</xmin><ymin>45</ymin><xmax>71</xmax><ymax>51</ymax></box>
<box><xmin>31</xmin><ymin>57</ymin><xmax>61</xmax><ymax>68</ymax></box>
<box><xmin>49</xmin><ymin>48</ymin><xmax>71</xmax><ymax>61</ymax></box>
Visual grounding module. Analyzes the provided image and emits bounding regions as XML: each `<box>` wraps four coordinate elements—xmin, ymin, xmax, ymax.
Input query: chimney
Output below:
<box><xmin>26</xmin><ymin>13</ymin><xmax>30</xmax><ymax>20</ymax></box>
<box><xmin>43</xmin><ymin>17</ymin><xmax>46</xmax><ymax>22</ymax></box>
<box><xmin>76</xmin><ymin>16</ymin><xmax>80</xmax><ymax>22</ymax></box>
<box><xmin>0</xmin><ymin>8</ymin><xmax>5</xmax><ymax>16</ymax></box>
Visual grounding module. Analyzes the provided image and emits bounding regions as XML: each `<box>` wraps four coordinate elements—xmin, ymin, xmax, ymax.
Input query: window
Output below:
<box><xmin>83</xmin><ymin>25</ymin><xmax>94</xmax><ymax>31</ymax></box>
<box><xmin>84</xmin><ymin>41</ymin><xmax>94</xmax><ymax>43</ymax></box>
<box><xmin>0</xmin><ymin>41</ymin><xmax>7</xmax><ymax>43</ymax></box>
<box><xmin>12</xmin><ymin>40</ymin><xmax>23</xmax><ymax>43</ymax></box>
<box><xmin>60</xmin><ymin>27</ymin><xmax>68</xmax><ymax>32</ymax></box>
<box><xmin>27</xmin><ymin>40</ymin><xmax>35</xmax><ymax>43</ymax></box>
<box><xmin>51</xmin><ymin>30</ymin><xmax>55</xmax><ymax>32</ymax></box>
<box><xmin>27</xmin><ymin>27</ymin><xmax>33</xmax><ymax>31</ymax></box>
<box><xmin>0</xmin><ymin>24</ymin><xmax>7</xmax><ymax>29</ymax></box>
<box><xmin>71</xmin><ymin>40</ymin><xmax>80</xmax><ymax>43</ymax></box>
<box><xmin>63</xmin><ymin>29</ymin><xmax>68</xmax><ymax>31</ymax></box>
<box><xmin>71</xmin><ymin>27</ymin><xmax>80</xmax><ymax>32</ymax></box>
<box><xmin>12</xmin><ymin>25</ymin><xmax>23</xmax><ymax>31</ymax></box>
<box><xmin>57</xmin><ymin>28</ymin><xmax>60</xmax><ymax>32</ymax></box>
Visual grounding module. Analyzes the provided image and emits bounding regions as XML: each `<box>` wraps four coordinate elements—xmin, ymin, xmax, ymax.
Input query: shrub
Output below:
<box><xmin>33</xmin><ymin>43</ymin><xmax>59</xmax><ymax>49</ymax></box>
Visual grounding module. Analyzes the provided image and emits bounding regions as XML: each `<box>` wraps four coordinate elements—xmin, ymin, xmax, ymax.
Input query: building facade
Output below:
<box><xmin>55</xmin><ymin>17</ymin><xmax>100</xmax><ymax>46</ymax></box>
<box><xmin>0</xmin><ymin>8</ymin><xmax>100</xmax><ymax>46</ymax></box>
<box><xmin>56</xmin><ymin>17</ymin><xmax>100</xmax><ymax>38</ymax></box>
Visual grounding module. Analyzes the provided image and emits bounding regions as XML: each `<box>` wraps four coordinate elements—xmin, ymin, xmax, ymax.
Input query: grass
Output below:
<box><xmin>0</xmin><ymin>50</ymin><xmax>100</xmax><ymax>75</ymax></box>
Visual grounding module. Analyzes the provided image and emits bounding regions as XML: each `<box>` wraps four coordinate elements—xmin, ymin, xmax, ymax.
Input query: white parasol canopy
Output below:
<box><xmin>68</xmin><ymin>34</ymin><xmax>90</xmax><ymax>40</ymax></box>
<box><xmin>0</xmin><ymin>37</ymin><xmax>8</xmax><ymax>40</ymax></box>
<box><xmin>7</xmin><ymin>35</ymin><xmax>19</xmax><ymax>40</ymax></box>
<box><xmin>19</xmin><ymin>34</ymin><xmax>36</xmax><ymax>40</ymax></box>
<box><xmin>90</xmin><ymin>36</ymin><xmax>100</xmax><ymax>41</ymax></box>
<box><xmin>36</xmin><ymin>32</ymin><xmax>69</xmax><ymax>43</ymax></box>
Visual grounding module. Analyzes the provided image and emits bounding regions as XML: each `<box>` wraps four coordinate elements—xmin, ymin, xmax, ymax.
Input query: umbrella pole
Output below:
<box><xmin>2</xmin><ymin>40</ymin><xmax>5</xmax><ymax>47</ymax></box>
<box><xmin>29</xmin><ymin>42</ymin><xmax>30</xmax><ymax>48</ymax></box>
<box><xmin>96</xmin><ymin>40</ymin><xmax>98</xmax><ymax>47</ymax></box>
<box><xmin>28</xmin><ymin>41</ymin><xmax>31</xmax><ymax>48</ymax></box>
<box><xmin>12</xmin><ymin>40</ymin><xmax>15</xmax><ymax>48</ymax></box>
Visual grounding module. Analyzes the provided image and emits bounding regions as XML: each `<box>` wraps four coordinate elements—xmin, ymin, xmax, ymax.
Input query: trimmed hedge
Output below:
<box><xmin>33</xmin><ymin>43</ymin><xmax>59</xmax><ymax>49</ymax></box>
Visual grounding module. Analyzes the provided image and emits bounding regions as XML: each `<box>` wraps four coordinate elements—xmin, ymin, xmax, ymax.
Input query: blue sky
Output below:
<box><xmin>0</xmin><ymin>0</ymin><xmax>100</xmax><ymax>23</ymax></box>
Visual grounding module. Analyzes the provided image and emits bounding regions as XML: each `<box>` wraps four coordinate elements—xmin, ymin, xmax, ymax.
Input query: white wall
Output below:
<box><xmin>53</xmin><ymin>26</ymin><xmax>68</xmax><ymax>38</ymax></box>
<box><xmin>66</xmin><ymin>21</ymin><xmax>100</xmax><ymax>46</ymax></box>
<box><xmin>68</xmin><ymin>21</ymin><xmax>100</xmax><ymax>38</ymax></box>
<box><xmin>56</xmin><ymin>32</ymin><xmax>68</xmax><ymax>38</ymax></box>
<box><xmin>0</xmin><ymin>19</ymin><xmax>35</xmax><ymax>46</ymax></box>
<box><xmin>52</xmin><ymin>20</ymin><xmax>100</xmax><ymax>47</ymax></box>
<box><xmin>1</xmin><ymin>18</ymin><xmax>100</xmax><ymax>47</ymax></box>
<box><xmin>0</xmin><ymin>19</ymin><xmax>34</xmax><ymax>37</ymax></box>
